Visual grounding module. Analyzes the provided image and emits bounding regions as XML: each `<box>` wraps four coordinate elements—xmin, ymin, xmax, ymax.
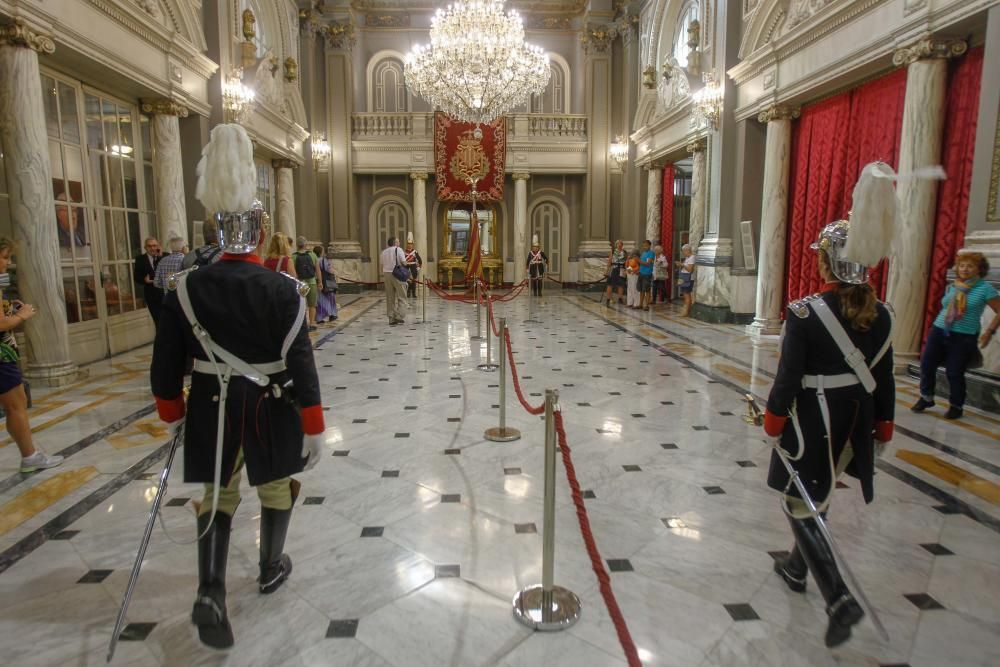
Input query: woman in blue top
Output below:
<box><xmin>912</xmin><ymin>251</ymin><xmax>1000</xmax><ymax>419</ymax></box>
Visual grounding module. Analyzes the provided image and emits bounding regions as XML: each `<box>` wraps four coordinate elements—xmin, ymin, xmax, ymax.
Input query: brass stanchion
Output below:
<box><xmin>485</xmin><ymin>319</ymin><xmax>520</xmax><ymax>442</ymax></box>
<box><xmin>419</xmin><ymin>279</ymin><xmax>428</xmax><ymax>324</ymax></box>
<box><xmin>478</xmin><ymin>301</ymin><xmax>499</xmax><ymax>372</ymax></box>
<box><xmin>512</xmin><ymin>389</ymin><xmax>581</xmax><ymax>630</ymax></box>
<box><xmin>525</xmin><ymin>279</ymin><xmax>540</xmax><ymax>324</ymax></box>
<box><xmin>470</xmin><ymin>281</ymin><xmax>483</xmax><ymax>341</ymax></box>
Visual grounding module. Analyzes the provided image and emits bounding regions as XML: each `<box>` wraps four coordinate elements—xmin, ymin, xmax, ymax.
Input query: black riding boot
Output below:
<box><xmin>191</xmin><ymin>511</ymin><xmax>234</xmax><ymax>649</ymax></box>
<box><xmin>259</xmin><ymin>506</ymin><xmax>293</xmax><ymax>594</ymax></box>
<box><xmin>788</xmin><ymin>515</ymin><xmax>864</xmax><ymax>647</ymax></box>
<box><xmin>773</xmin><ymin>543</ymin><xmax>808</xmax><ymax>593</ymax></box>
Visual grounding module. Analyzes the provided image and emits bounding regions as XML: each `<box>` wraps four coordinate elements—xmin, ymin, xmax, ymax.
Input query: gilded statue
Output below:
<box><xmin>284</xmin><ymin>57</ymin><xmax>298</xmax><ymax>82</ymax></box>
<box><xmin>242</xmin><ymin>8</ymin><xmax>256</xmax><ymax>42</ymax></box>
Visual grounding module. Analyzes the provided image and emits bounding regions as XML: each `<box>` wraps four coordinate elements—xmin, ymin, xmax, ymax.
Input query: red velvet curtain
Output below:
<box><xmin>923</xmin><ymin>46</ymin><xmax>984</xmax><ymax>342</ymax></box>
<box><xmin>785</xmin><ymin>69</ymin><xmax>907</xmax><ymax>304</ymax></box>
<box><xmin>660</xmin><ymin>164</ymin><xmax>675</xmax><ymax>265</ymax></box>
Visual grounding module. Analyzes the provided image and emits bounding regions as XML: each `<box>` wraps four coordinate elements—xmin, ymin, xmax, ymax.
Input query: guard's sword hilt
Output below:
<box><xmin>743</xmin><ymin>393</ymin><xmax>764</xmax><ymax>426</ymax></box>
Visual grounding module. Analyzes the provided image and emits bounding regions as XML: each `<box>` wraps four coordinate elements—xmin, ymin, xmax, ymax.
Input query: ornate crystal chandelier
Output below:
<box><xmin>404</xmin><ymin>0</ymin><xmax>550</xmax><ymax>125</ymax></box>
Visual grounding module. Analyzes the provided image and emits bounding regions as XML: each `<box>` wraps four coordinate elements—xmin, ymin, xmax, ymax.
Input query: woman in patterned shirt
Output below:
<box><xmin>0</xmin><ymin>238</ymin><xmax>64</xmax><ymax>473</ymax></box>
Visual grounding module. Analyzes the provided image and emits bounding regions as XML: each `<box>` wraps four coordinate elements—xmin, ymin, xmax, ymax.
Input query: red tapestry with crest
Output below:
<box><xmin>434</xmin><ymin>112</ymin><xmax>507</xmax><ymax>202</ymax></box>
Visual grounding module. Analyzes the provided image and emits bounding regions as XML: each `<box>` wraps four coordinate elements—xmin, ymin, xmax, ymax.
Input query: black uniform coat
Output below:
<box><xmin>765</xmin><ymin>288</ymin><xmax>894</xmax><ymax>505</ymax></box>
<box><xmin>526</xmin><ymin>251</ymin><xmax>548</xmax><ymax>278</ymax></box>
<box><xmin>134</xmin><ymin>252</ymin><xmax>162</xmax><ymax>319</ymax></box>
<box><xmin>404</xmin><ymin>250</ymin><xmax>422</xmax><ymax>279</ymax></box>
<box><xmin>150</xmin><ymin>254</ymin><xmax>322</xmax><ymax>487</ymax></box>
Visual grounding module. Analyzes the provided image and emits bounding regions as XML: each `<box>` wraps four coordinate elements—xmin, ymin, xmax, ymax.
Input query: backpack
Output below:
<box><xmin>181</xmin><ymin>244</ymin><xmax>222</xmax><ymax>269</ymax></box>
<box><xmin>293</xmin><ymin>251</ymin><xmax>316</xmax><ymax>280</ymax></box>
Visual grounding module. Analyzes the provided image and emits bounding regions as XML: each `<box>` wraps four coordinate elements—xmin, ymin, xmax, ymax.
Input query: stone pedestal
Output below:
<box><xmin>687</xmin><ymin>139</ymin><xmax>707</xmax><ymax>250</ymax></box>
<box><xmin>0</xmin><ymin>22</ymin><xmax>78</xmax><ymax>386</ymax></box>
<box><xmin>747</xmin><ymin>106</ymin><xmax>797</xmax><ymax>339</ymax></box>
<box><xmin>513</xmin><ymin>173</ymin><xmax>529</xmax><ymax>283</ymax></box>
<box><xmin>329</xmin><ymin>241</ymin><xmax>364</xmax><ymax>284</ymax></box>
<box><xmin>141</xmin><ymin>100</ymin><xmax>189</xmax><ymax>244</ymax></box>
<box><xmin>887</xmin><ymin>38</ymin><xmax>966</xmax><ymax>368</ymax></box>
<box><xmin>645</xmin><ymin>166</ymin><xmax>662</xmax><ymax>244</ymax></box>
<box><xmin>694</xmin><ymin>236</ymin><xmax>733</xmax><ymax>313</ymax></box>
<box><xmin>410</xmin><ymin>172</ymin><xmax>429</xmax><ymax>277</ymax></box>
<box><xmin>577</xmin><ymin>240</ymin><xmax>612</xmax><ymax>284</ymax></box>
<box><xmin>273</xmin><ymin>159</ymin><xmax>297</xmax><ymax>239</ymax></box>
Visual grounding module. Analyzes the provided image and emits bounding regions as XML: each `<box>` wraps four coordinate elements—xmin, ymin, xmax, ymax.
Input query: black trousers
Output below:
<box><xmin>530</xmin><ymin>276</ymin><xmax>542</xmax><ymax>296</ymax></box>
<box><xmin>919</xmin><ymin>325</ymin><xmax>979</xmax><ymax>408</ymax></box>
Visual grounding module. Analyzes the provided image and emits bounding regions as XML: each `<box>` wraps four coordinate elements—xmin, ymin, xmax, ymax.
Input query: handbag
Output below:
<box><xmin>391</xmin><ymin>250</ymin><xmax>410</xmax><ymax>282</ymax></box>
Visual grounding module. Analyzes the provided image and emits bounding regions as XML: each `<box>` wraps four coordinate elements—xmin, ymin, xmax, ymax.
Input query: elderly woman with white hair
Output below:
<box><xmin>678</xmin><ymin>244</ymin><xmax>696</xmax><ymax>316</ymax></box>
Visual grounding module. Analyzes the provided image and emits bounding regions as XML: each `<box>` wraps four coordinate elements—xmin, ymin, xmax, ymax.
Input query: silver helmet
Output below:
<box><xmin>216</xmin><ymin>200</ymin><xmax>266</xmax><ymax>255</ymax></box>
<box><xmin>810</xmin><ymin>220</ymin><xmax>869</xmax><ymax>285</ymax></box>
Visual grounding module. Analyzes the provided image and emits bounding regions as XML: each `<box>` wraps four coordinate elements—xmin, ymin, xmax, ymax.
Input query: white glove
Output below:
<box><xmin>302</xmin><ymin>432</ymin><xmax>325</xmax><ymax>472</ymax></box>
<box><xmin>874</xmin><ymin>440</ymin><xmax>889</xmax><ymax>460</ymax></box>
<box><xmin>763</xmin><ymin>433</ymin><xmax>781</xmax><ymax>450</ymax></box>
<box><xmin>166</xmin><ymin>418</ymin><xmax>185</xmax><ymax>436</ymax></box>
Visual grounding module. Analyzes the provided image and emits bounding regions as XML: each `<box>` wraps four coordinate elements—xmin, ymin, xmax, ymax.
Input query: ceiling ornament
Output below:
<box><xmin>365</xmin><ymin>14</ymin><xmax>411</xmax><ymax>27</ymax></box>
<box><xmin>404</xmin><ymin>0</ymin><xmax>550</xmax><ymax>125</ymax></box>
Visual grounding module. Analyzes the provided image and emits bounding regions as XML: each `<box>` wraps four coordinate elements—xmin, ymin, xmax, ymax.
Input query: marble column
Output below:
<box><xmin>0</xmin><ymin>21</ymin><xmax>77</xmax><ymax>385</ymax></box>
<box><xmin>410</xmin><ymin>171</ymin><xmax>429</xmax><ymax>277</ymax></box>
<box><xmin>141</xmin><ymin>99</ymin><xmax>189</xmax><ymax>245</ymax></box>
<box><xmin>577</xmin><ymin>26</ymin><xmax>614</xmax><ymax>282</ymax></box>
<box><xmin>886</xmin><ymin>38</ymin><xmax>967</xmax><ymax>366</ymax></box>
<box><xmin>512</xmin><ymin>173</ymin><xmax>530</xmax><ymax>283</ymax></box>
<box><xmin>747</xmin><ymin>105</ymin><xmax>798</xmax><ymax>339</ymax></box>
<box><xmin>687</xmin><ymin>138</ymin><xmax>707</xmax><ymax>250</ymax></box>
<box><xmin>645</xmin><ymin>166</ymin><xmax>663</xmax><ymax>244</ymax></box>
<box><xmin>272</xmin><ymin>159</ymin><xmax>297</xmax><ymax>239</ymax></box>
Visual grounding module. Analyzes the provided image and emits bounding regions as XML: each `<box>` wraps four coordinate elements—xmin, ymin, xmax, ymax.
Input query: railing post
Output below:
<box><xmin>512</xmin><ymin>388</ymin><xmax>581</xmax><ymax>630</ymax></box>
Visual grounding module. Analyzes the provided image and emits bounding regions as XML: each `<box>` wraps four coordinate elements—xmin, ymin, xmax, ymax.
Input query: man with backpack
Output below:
<box><xmin>182</xmin><ymin>226</ymin><xmax>223</xmax><ymax>270</ymax></box>
<box><xmin>293</xmin><ymin>236</ymin><xmax>322</xmax><ymax>331</ymax></box>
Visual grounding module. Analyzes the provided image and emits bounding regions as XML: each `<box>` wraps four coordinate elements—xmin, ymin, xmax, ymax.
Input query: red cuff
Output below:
<box><xmin>155</xmin><ymin>395</ymin><xmax>186</xmax><ymax>423</ymax></box>
<box><xmin>874</xmin><ymin>420</ymin><xmax>893</xmax><ymax>442</ymax></box>
<box><xmin>300</xmin><ymin>405</ymin><xmax>325</xmax><ymax>435</ymax></box>
<box><xmin>763</xmin><ymin>409</ymin><xmax>787</xmax><ymax>437</ymax></box>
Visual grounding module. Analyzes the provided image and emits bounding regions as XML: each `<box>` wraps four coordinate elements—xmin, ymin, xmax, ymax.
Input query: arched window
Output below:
<box><xmin>245</xmin><ymin>1</ymin><xmax>274</xmax><ymax>59</ymax></box>
<box><xmin>528</xmin><ymin>55</ymin><xmax>569</xmax><ymax>114</ymax></box>
<box><xmin>375</xmin><ymin>201</ymin><xmax>410</xmax><ymax>252</ymax></box>
<box><xmin>672</xmin><ymin>3</ymin><xmax>699</xmax><ymax>68</ymax></box>
<box><xmin>530</xmin><ymin>202</ymin><xmax>563</xmax><ymax>274</ymax></box>
<box><xmin>373</xmin><ymin>58</ymin><xmax>408</xmax><ymax>112</ymax></box>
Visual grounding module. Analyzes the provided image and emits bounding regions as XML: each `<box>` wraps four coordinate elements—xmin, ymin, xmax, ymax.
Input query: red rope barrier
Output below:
<box><xmin>503</xmin><ymin>329</ymin><xmax>545</xmax><ymax>415</ymax></box>
<box><xmin>486</xmin><ymin>299</ymin><xmax>500</xmax><ymax>337</ymax></box>
<box><xmin>545</xmin><ymin>274</ymin><xmax>608</xmax><ymax>286</ymax></box>
<box><xmin>338</xmin><ymin>276</ymin><xmax>385</xmax><ymax>286</ymax></box>
<box><xmin>554</xmin><ymin>411</ymin><xmax>642</xmax><ymax>667</ymax></box>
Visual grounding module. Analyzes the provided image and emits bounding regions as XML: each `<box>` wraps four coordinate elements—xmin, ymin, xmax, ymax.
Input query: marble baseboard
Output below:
<box><xmin>688</xmin><ymin>303</ymin><xmax>755</xmax><ymax>325</ymax></box>
<box><xmin>906</xmin><ymin>363</ymin><xmax>1000</xmax><ymax>413</ymax></box>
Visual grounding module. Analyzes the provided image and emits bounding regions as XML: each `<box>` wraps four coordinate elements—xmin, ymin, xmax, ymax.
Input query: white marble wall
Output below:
<box><xmin>689</xmin><ymin>147</ymin><xmax>707</xmax><ymax>250</ymax></box>
<box><xmin>0</xmin><ymin>37</ymin><xmax>77</xmax><ymax>384</ymax></box>
<box><xmin>748</xmin><ymin>114</ymin><xmax>794</xmax><ymax>337</ymax></box>
<box><xmin>886</xmin><ymin>56</ymin><xmax>949</xmax><ymax>363</ymax></box>
<box><xmin>577</xmin><ymin>240</ymin><xmax>612</xmax><ymax>283</ymax></box>
<box><xmin>513</xmin><ymin>174</ymin><xmax>529</xmax><ymax>283</ymax></box>
<box><xmin>274</xmin><ymin>165</ymin><xmax>296</xmax><ymax>239</ymax></box>
<box><xmin>151</xmin><ymin>114</ymin><xmax>187</xmax><ymax>244</ymax></box>
<box><xmin>693</xmin><ymin>237</ymin><xmax>733</xmax><ymax>308</ymax></box>
<box><xmin>645</xmin><ymin>167</ymin><xmax>662</xmax><ymax>244</ymax></box>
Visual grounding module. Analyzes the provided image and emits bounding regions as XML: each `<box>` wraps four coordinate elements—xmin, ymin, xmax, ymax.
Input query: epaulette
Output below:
<box><xmin>166</xmin><ymin>266</ymin><xmax>198</xmax><ymax>291</ymax></box>
<box><xmin>277</xmin><ymin>270</ymin><xmax>310</xmax><ymax>298</ymax></box>
<box><xmin>788</xmin><ymin>293</ymin><xmax>821</xmax><ymax>319</ymax></box>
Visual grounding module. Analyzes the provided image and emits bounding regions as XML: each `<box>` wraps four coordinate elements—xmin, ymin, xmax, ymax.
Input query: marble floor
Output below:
<box><xmin>1</xmin><ymin>290</ymin><xmax>998</xmax><ymax>667</ymax></box>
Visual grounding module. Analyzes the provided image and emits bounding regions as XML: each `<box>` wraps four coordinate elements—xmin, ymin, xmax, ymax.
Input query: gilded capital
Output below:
<box><xmin>757</xmin><ymin>105</ymin><xmax>800</xmax><ymax>124</ymax></box>
<box><xmin>324</xmin><ymin>21</ymin><xmax>356</xmax><ymax>51</ymax></box>
<box><xmin>409</xmin><ymin>172</ymin><xmax>429</xmax><ymax>181</ymax></box>
<box><xmin>512</xmin><ymin>172</ymin><xmax>531</xmax><ymax>181</ymax></box>
<box><xmin>0</xmin><ymin>20</ymin><xmax>55</xmax><ymax>54</ymax></box>
<box><xmin>272</xmin><ymin>159</ymin><xmax>297</xmax><ymax>170</ymax></box>
<box><xmin>892</xmin><ymin>37</ymin><xmax>967</xmax><ymax>67</ymax></box>
<box><xmin>140</xmin><ymin>98</ymin><xmax>189</xmax><ymax>117</ymax></box>
<box><xmin>580</xmin><ymin>24</ymin><xmax>614</xmax><ymax>55</ymax></box>
<box><xmin>686</xmin><ymin>138</ymin><xmax>706</xmax><ymax>154</ymax></box>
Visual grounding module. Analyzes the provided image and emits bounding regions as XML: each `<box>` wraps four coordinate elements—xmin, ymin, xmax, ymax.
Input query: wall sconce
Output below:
<box><xmin>311</xmin><ymin>133</ymin><xmax>331</xmax><ymax>171</ymax></box>
<box><xmin>692</xmin><ymin>72</ymin><xmax>723</xmax><ymax>129</ymax></box>
<box><xmin>609</xmin><ymin>136</ymin><xmax>629</xmax><ymax>168</ymax></box>
<box><xmin>641</xmin><ymin>65</ymin><xmax>656</xmax><ymax>89</ymax></box>
<box><xmin>222</xmin><ymin>68</ymin><xmax>256</xmax><ymax>124</ymax></box>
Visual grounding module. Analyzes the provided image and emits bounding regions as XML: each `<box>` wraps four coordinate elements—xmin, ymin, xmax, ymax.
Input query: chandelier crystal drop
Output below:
<box><xmin>404</xmin><ymin>0</ymin><xmax>550</xmax><ymax>125</ymax></box>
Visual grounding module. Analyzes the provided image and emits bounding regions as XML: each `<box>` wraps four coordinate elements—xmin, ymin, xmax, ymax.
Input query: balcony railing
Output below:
<box><xmin>351</xmin><ymin>112</ymin><xmax>588</xmax><ymax>141</ymax></box>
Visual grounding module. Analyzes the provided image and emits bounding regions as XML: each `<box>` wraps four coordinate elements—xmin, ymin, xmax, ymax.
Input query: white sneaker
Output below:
<box><xmin>20</xmin><ymin>451</ymin><xmax>65</xmax><ymax>473</ymax></box>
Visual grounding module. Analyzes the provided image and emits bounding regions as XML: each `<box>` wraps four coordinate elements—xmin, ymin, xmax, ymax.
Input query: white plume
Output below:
<box><xmin>532</xmin><ymin>234</ymin><xmax>539</xmax><ymax>246</ymax></box>
<box><xmin>195</xmin><ymin>124</ymin><xmax>256</xmax><ymax>213</ymax></box>
<box><xmin>843</xmin><ymin>161</ymin><xmax>898</xmax><ymax>267</ymax></box>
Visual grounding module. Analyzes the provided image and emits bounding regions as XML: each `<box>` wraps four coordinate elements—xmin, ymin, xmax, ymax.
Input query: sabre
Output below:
<box><xmin>106</xmin><ymin>428</ymin><xmax>184</xmax><ymax>662</ymax></box>
<box><xmin>743</xmin><ymin>394</ymin><xmax>890</xmax><ymax>643</ymax></box>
